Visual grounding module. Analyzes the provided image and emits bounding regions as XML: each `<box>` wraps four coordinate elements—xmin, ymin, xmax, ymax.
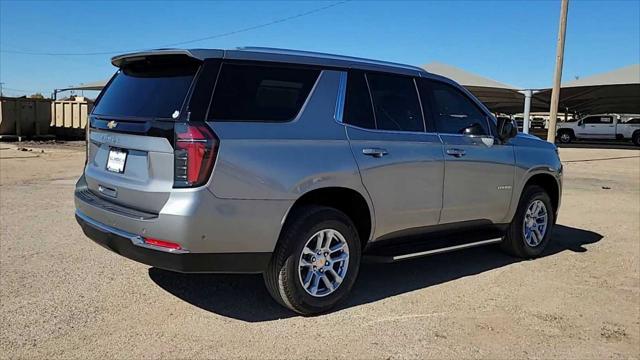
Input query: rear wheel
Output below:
<box><xmin>501</xmin><ymin>185</ymin><xmax>555</xmax><ymax>258</ymax></box>
<box><xmin>264</xmin><ymin>205</ymin><xmax>361</xmax><ymax>315</ymax></box>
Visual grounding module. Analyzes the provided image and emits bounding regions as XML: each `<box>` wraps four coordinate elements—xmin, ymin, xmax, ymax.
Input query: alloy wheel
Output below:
<box><xmin>522</xmin><ymin>199</ymin><xmax>548</xmax><ymax>247</ymax></box>
<box><xmin>298</xmin><ymin>229</ymin><xmax>350</xmax><ymax>297</ymax></box>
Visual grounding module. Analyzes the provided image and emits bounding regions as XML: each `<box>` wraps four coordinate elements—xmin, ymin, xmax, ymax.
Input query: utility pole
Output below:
<box><xmin>547</xmin><ymin>0</ymin><xmax>569</xmax><ymax>143</ymax></box>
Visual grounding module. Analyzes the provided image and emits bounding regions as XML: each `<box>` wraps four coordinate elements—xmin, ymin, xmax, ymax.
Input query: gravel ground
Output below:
<box><xmin>1</xmin><ymin>143</ymin><xmax>639</xmax><ymax>359</ymax></box>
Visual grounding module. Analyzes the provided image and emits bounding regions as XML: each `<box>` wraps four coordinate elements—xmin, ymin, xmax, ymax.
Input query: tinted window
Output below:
<box><xmin>187</xmin><ymin>59</ymin><xmax>221</xmax><ymax>121</ymax></box>
<box><xmin>626</xmin><ymin>118</ymin><xmax>640</xmax><ymax>124</ymax></box>
<box><xmin>425</xmin><ymin>80</ymin><xmax>489</xmax><ymax>135</ymax></box>
<box><xmin>583</xmin><ymin>116</ymin><xmax>612</xmax><ymax>124</ymax></box>
<box><xmin>343</xmin><ymin>70</ymin><xmax>375</xmax><ymax>129</ymax></box>
<box><xmin>366</xmin><ymin>73</ymin><xmax>424</xmax><ymax>132</ymax></box>
<box><xmin>209</xmin><ymin>63</ymin><xmax>320</xmax><ymax>122</ymax></box>
<box><xmin>94</xmin><ymin>56</ymin><xmax>199</xmax><ymax>119</ymax></box>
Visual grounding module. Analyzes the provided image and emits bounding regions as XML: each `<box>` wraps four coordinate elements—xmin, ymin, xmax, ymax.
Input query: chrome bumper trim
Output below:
<box><xmin>75</xmin><ymin>210</ymin><xmax>190</xmax><ymax>254</ymax></box>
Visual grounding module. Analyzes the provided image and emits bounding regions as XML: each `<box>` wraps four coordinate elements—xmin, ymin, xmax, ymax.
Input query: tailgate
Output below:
<box><xmin>83</xmin><ymin>54</ymin><xmax>202</xmax><ymax>214</ymax></box>
<box><xmin>85</xmin><ymin>129</ymin><xmax>174</xmax><ymax>214</ymax></box>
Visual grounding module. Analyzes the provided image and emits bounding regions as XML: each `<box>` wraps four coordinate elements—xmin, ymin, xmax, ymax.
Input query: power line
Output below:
<box><xmin>0</xmin><ymin>1</ymin><xmax>349</xmax><ymax>57</ymax></box>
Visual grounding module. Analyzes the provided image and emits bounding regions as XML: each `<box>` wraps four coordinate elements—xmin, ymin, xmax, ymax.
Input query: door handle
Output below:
<box><xmin>446</xmin><ymin>148</ymin><xmax>466</xmax><ymax>158</ymax></box>
<box><xmin>362</xmin><ymin>148</ymin><xmax>388</xmax><ymax>158</ymax></box>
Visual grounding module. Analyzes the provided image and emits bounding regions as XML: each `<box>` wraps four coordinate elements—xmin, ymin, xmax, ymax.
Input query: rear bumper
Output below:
<box><xmin>74</xmin><ymin>174</ymin><xmax>291</xmax><ymax>254</ymax></box>
<box><xmin>76</xmin><ymin>210</ymin><xmax>271</xmax><ymax>273</ymax></box>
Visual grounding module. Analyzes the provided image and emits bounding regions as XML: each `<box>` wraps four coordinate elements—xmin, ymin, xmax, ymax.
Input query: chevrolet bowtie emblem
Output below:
<box><xmin>107</xmin><ymin>120</ymin><xmax>118</xmax><ymax>129</ymax></box>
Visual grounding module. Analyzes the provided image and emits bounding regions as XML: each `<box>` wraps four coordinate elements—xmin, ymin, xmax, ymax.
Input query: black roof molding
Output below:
<box><xmin>110</xmin><ymin>47</ymin><xmax>428</xmax><ymax>76</ymax></box>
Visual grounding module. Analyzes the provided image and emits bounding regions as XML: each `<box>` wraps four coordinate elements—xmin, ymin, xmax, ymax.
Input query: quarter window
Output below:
<box><xmin>583</xmin><ymin>116</ymin><xmax>613</xmax><ymax>124</ymax></box>
<box><xmin>208</xmin><ymin>63</ymin><xmax>320</xmax><ymax>122</ymax></box>
<box><xmin>343</xmin><ymin>70</ymin><xmax>376</xmax><ymax>129</ymax></box>
<box><xmin>424</xmin><ymin>80</ymin><xmax>490</xmax><ymax>135</ymax></box>
<box><xmin>366</xmin><ymin>73</ymin><xmax>424</xmax><ymax>132</ymax></box>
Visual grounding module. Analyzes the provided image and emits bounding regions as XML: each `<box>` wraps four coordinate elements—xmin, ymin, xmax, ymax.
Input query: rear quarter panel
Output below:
<box><xmin>207</xmin><ymin>70</ymin><xmax>370</xmax><ymax>202</ymax></box>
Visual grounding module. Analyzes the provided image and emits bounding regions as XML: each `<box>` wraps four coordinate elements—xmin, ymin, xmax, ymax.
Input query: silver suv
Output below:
<box><xmin>75</xmin><ymin>48</ymin><xmax>562</xmax><ymax>315</ymax></box>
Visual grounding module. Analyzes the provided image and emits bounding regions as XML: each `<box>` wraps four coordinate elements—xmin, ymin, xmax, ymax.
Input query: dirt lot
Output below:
<box><xmin>1</xmin><ymin>141</ymin><xmax>639</xmax><ymax>359</ymax></box>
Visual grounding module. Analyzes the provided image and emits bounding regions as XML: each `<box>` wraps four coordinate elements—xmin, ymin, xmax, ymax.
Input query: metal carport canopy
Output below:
<box><xmin>422</xmin><ymin>62</ymin><xmax>549</xmax><ymax>114</ymax></box>
<box><xmin>55</xmin><ymin>79</ymin><xmax>109</xmax><ymax>92</ymax></box>
<box><xmin>55</xmin><ymin>63</ymin><xmax>640</xmax><ymax>115</ymax></box>
<box><xmin>537</xmin><ymin>64</ymin><xmax>640</xmax><ymax>114</ymax></box>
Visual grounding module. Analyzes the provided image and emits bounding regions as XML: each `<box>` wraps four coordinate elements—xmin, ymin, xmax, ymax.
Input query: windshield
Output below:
<box><xmin>93</xmin><ymin>56</ymin><xmax>200</xmax><ymax>119</ymax></box>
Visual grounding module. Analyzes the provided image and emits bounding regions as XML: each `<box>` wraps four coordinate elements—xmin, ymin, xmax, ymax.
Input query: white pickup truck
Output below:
<box><xmin>556</xmin><ymin>114</ymin><xmax>640</xmax><ymax>146</ymax></box>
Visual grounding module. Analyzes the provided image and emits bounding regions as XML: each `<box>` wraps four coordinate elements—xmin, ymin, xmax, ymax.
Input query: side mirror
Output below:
<box><xmin>461</xmin><ymin>122</ymin><xmax>485</xmax><ymax>136</ymax></box>
<box><xmin>497</xmin><ymin>117</ymin><xmax>517</xmax><ymax>142</ymax></box>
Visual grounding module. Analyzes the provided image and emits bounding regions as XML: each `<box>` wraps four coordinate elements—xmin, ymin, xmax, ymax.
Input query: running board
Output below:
<box><xmin>391</xmin><ymin>237</ymin><xmax>502</xmax><ymax>261</ymax></box>
<box><xmin>364</xmin><ymin>237</ymin><xmax>503</xmax><ymax>263</ymax></box>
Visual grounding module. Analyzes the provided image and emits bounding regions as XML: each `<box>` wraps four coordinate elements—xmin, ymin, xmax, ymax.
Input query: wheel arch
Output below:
<box><xmin>280</xmin><ymin>187</ymin><xmax>374</xmax><ymax>250</ymax></box>
<box><xmin>520</xmin><ymin>172</ymin><xmax>561</xmax><ymax>216</ymax></box>
<box><xmin>557</xmin><ymin>128</ymin><xmax>575</xmax><ymax>137</ymax></box>
<box><xmin>506</xmin><ymin>169</ymin><xmax>561</xmax><ymax>223</ymax></box>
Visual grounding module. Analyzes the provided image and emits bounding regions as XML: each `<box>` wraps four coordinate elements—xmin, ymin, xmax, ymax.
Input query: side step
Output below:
<box><xmin>364</xmin><ymin>231</ymin><xmax>505</xmax><ymax>263</ymax></box>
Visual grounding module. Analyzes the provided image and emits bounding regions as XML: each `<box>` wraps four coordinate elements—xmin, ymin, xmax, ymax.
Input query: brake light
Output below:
<box><xmin>144</xmin><ymin>237</ymin><xmax>182</xmax><ymax>250</ymax></box>
<box><xmin>173</xmin><ymin>123</ymin><xmax>218</xmax><ymax>187</ymax></box>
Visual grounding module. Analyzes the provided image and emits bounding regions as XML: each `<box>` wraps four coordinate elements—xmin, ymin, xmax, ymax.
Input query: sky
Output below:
<box><xmin>0</xmin><ymin>0</ymin><xmax>639</xmax><ymax>97</ymax></box>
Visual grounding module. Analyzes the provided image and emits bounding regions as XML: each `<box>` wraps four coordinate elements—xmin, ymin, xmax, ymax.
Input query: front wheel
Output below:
<box><xmin>632</xmin><ymin>132</ymin><xmax>640</xmax><ymax>147</ymax></box>
<box><xmin>501</xmin><ymin>185</ymin><xmax>555</xmax><ymax>258</ymax></box>
<box><xmin>558</xmin><ymin>131</ymin><xmax>573</xmax><ymax>144</ymax></box>
<box><xmin>264</xmin><ymin>205</ymin><xmax>361</xmax><ymax>315</ymax></box>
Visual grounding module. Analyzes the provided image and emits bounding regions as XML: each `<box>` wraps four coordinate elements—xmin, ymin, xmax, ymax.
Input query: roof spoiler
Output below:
<box><xmin>110</xmin><ymin>49</ymin><xmax>223</xmax><ymax>67</ymax></box>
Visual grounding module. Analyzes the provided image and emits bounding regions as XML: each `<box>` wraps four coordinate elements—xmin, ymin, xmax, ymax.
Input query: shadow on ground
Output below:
<box><xmin>556</xmin><ymin>141</ymin><xmax>639</xmax><ymax>150</ymax></box>
<box><xmin>148</xmin><ymin>224</ymin><xmax>602</xmax><ymax>322</ymax></box>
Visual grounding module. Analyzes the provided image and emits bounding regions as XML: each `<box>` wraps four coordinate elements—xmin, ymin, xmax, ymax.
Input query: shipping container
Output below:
<box><xmin>51</xmin><ymin>97</ymin><xmax>93</xmax><ymax>138</ymax></box>
<box><xmin>0</xmin><ymin>97</ymin><xmax>52</xmax><ymax>138</ymax></box>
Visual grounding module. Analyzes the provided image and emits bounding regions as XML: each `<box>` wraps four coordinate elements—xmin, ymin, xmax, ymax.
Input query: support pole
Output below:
<box><xmin>522</xmin><ymin>90</ymin><xmax>532</xmax><ymax>134</ymax></box>
<box><xmin>547</xmin><ymin>0</ymin><xmax>569</xmax><ymax>143</ymax></box>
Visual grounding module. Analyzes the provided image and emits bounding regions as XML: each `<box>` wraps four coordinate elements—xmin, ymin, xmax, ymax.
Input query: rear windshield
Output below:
<box><xmin>93</xmin><ymin>56</ymin><xmax>199</xmax><ymax>119</ymax></box>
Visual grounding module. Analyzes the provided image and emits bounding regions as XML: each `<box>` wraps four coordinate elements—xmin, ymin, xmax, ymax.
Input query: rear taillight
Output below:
<box><xmin>173</xmin><ymin>123</ymin><xmax>218</xmax><ymax>188</ymax></box>
<box><xmin>144</xmin><ymin>237</ymin><xmax>182</xmax><ymax>251</ymax></box>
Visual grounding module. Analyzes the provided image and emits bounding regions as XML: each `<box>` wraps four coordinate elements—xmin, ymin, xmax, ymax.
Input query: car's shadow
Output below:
<box><xmin>556</xmin><ymin>141</ymin><xmax>639</xmax><ymax>150</ymax></box>
<box><xmin>148</xmin><ymin>224</ymin><xmax>602</xmax><ymax>322</ymax></box>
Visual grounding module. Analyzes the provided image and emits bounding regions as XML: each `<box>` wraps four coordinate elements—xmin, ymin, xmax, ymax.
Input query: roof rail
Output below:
<box><xmin>236</xmin><ymin>46</ymin><xmax>426</xmax><ymax>73</ymax></box>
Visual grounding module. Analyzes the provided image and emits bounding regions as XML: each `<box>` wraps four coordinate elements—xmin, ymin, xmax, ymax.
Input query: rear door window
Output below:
<box><xmin>366</xmin><ymin>73</ymin><xmax>424</xmax><ymax>132</ymax></box>
<box><xmin>93</xmin><ymin>56</ymin><xmax>200</xmax><ymax>119</ymax></box>
<box><xmin>343</xmin><ymin>70</ymin><xmax>376</xmax><ymax>129</ymax></box>
<box><xmin>584</xmin><ymin>116</ymin><xmax>613</xmax><ymax>124</ymax></box>
<box><xmin>423</xmin><ymin>79</ymin><xmax>490</xmax><ymax>135</ymax></box>
<box><xmin>208</xmin><ymin>63</ymin><xmax>320</xmax><ymax>122</ymax></box>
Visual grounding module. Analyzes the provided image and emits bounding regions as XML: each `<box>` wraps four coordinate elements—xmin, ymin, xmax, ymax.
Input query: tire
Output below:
<box><xmin>558</xmin><ymin>130</ymin><xmax>573</xmax><ymax>144</ymax></box>
<box><xmin>263</xmin><ymin>205</ymin><xmax>361</xmax><ymax>315</ymax></box>
<box><xmin>632</xmin><ymin>131</ymin><xmax>640</xmax><ymax>147</ymax></box>
<box><xmin>501</xmin><ymin>185</ymin><xmax>555</xmax><ymax>258</ymax></box>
